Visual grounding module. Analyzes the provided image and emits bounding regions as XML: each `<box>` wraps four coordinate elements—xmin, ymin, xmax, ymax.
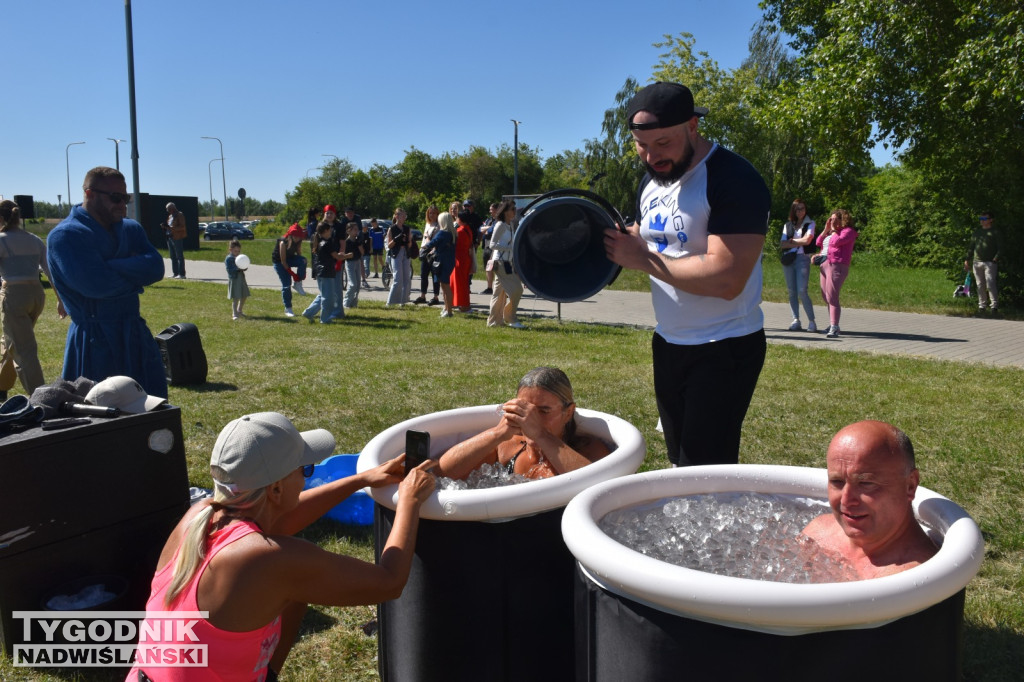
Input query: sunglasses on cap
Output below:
<box><xmin>301</xmin><ymin>463</ymin><xmax>315</xmax><ymax>478</ymax></box>
<box><xmin>88</xmin><ymin>188</ymin><xmax>133</xmax><ymax>204</ymax></box>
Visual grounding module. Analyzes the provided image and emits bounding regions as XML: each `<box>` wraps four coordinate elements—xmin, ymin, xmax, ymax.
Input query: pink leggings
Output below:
<box><xmin>819</xmin><ymin>261</ymin><xmax>850</xmax><ymax>326</ymax></box>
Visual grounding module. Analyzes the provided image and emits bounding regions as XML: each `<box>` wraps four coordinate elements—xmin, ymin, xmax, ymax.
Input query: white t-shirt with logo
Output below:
<box><xmin>635</xmin><ymin>144</ymin><xmax>771</xmax><ymax>345</ymax></box>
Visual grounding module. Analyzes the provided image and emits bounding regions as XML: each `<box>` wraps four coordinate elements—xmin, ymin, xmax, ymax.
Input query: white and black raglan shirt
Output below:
<box><xmin>635</xmin><ymin>143</ymin><xmax>771</xmax><ymax>345</ymax></box>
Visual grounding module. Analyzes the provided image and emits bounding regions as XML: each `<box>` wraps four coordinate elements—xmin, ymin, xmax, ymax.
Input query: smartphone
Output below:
<box><xmin>405</xmin><ymin>429</ymin><xmax>431</xmax><ymax>475</ymax></box>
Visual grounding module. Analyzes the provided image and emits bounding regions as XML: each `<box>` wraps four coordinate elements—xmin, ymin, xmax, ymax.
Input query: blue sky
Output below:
<box><xmin>1</xmin><ymin>0</ymin><xmax>892</xmax><ymax>207</ymax></box>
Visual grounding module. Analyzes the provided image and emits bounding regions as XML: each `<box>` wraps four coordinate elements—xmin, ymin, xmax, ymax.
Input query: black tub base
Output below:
<box><xmin>574</xmin><ymin>564</ymin><xmax>966</xmax><ymax>682</ymax></box>
<box><xmin>376</xmin><ymin>505</ymin><xmax>575</xmax><ymax>682</ymax></box>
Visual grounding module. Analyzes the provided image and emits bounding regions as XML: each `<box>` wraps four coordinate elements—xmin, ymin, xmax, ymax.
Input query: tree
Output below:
<box><xmin>495</xmin><ymin>143</ymin><xmax>543</xmax><ymax>197</ymax></box>
<box><xmin>762</xmin><ymin>0</ymin><xmax>1024</xmax><ymax>303</ymax></box>
<box><xmin>393</xmin><ymin>147</ymin><xmax>459</xmax><ymax>201</ymax></box>
<box><xmin>541</xmin><ymin>150</ymin><xmax>589</xmax><ymax>192</ymax></box>
<box><xmin>583</xmin><ymin>77</ymin><xmax>645</xmax><ymax>217</ymax></box>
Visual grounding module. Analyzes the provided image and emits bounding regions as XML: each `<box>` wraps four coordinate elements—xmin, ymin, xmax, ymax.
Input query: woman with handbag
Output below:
<box><xmin>815</xmin><ymin>209</ymin><xmax>858</xmax><ymax>338</ymax></box>
<box><xmin>779</xmin><ymin>199</ymin><xmax>817</xmax><ymax>332</ymax></box>
<box><xmin>486</xmin><ymin>199</ymin><xmax>525</xmax><ymax>328</ymax></box>
<box><xmin>385</xmin><ymin>208</ymin><xmax>413</xmax><ymax>307</ymax></box>
<box><xmin>413</xmin><ymin>205</ymin><xmax>441</xmax><ymax>305</ymax></box>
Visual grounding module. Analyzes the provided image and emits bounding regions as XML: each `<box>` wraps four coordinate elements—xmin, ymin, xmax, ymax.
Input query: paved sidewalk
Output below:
<box><xmin>174</xmin><ymin>259</ymin><xmax>1024</xmax><ymax>369</ymax></box>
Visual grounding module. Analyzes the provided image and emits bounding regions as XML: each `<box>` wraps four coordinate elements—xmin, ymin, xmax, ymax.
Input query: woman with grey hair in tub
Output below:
<box><xmin>128</xmin><ymin>412</ymin><xmax>435</xmax><ymax>682</ymax></box>
<box><xmin>435</xmin><ymin>367</ymin><xmax>610</xmax><ymax>480</ymax></box>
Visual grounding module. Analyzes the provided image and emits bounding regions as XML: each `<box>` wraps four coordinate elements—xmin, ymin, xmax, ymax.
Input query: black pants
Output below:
<box><xmin>419</xmin><ymin>257</ymin><xmax>439</xmax><ymax>297</ymax></box>
<box><xmin>652</xmin><ymin>329</ymin><xmax>766</xmax><ymax>467</ymax></box>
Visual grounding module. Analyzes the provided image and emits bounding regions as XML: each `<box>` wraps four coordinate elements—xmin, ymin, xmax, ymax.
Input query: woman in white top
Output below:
<box><xmin>779</xmin><ymin>198</ymin><xmax>817</xmax><ymax>332</ymax></box>
<box><xmin>486</xmin><ymin>199</ymin><xmax>524</xmax><ymax>328</ymax></box>
<box><xmin>414</xmin><ymin>205</ymin><xmax>441</xmax><ymax>305</ymax></box>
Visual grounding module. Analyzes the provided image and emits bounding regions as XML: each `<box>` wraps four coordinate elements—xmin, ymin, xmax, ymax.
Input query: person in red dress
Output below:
<box><xmin>450</xmin><ymin>211</ymin><xmax>474</xmax><ymax>312</ymax></box>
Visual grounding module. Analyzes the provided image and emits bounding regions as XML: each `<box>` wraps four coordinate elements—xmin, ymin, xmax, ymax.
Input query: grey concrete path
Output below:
<box><xmin>174</xmin><ymin>258</ymin><xmax>1024</xmax><ymax>369</ymax></box>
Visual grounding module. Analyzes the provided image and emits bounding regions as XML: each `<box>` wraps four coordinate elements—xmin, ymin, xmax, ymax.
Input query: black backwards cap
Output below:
<box><xmin>627</xmin><ymin>82</ymin><xmax>709</xmax><ymax>131</ymax></box>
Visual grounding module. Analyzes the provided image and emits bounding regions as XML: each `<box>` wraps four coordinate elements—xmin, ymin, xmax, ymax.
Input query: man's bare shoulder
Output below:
<box><xmin>801</xmin><ymin>513</ymin><xmax>838</xmax><ymax>541</ymax></box>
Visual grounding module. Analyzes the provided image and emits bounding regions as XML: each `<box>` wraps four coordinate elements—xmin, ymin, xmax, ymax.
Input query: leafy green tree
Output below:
<box><xmin>495</xmin><ymin>144</ymin><xmax>544</xmax><ymax>198</ymax></box>
<box><xmin>456</xmin><ymin>146</ymin><xmax>506</xmax><ymax>203</ymax></box>
<box><xmin>393</xmin><ymin>147</ymin><xmax>459</xmax><ymax>201</ymax></box>
<box><xmin>861</xmin><ymin>165</ymin><xmax>964</xmax><ymax>268</ymax></box>
<box><xmin>583</xmin><ymin>77</ymin><xmax>644</xmax><ymax>218</ymax></box>
<box><xmin>541</xmin><ymin>150</ymin><xmax>589</xmax><ymax>192</ymax></box>
<box><xmin>762</xmin><ymin>0</ymin><xmax>1023</xmax><ymax>304</ymax></box>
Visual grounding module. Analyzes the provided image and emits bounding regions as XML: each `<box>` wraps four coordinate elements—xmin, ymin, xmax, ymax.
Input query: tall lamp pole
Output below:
<box><xmin>201</xmin><ymin>136</ymin><xmax>227</xmax><ymax>220</ymax></box>
<box><xmin>510</xmin><ymin>120</ymin><xmax>521</xmax><ymax>196</ymax></box>
<box><xmin>208</xmin><ymin>158</ymin><xmax>219</xmax><ymax>221</ymax></box>
<box><xmin>65</xmin><ymin>141</ymin><xmax>85</xmax><ymax>213</ymax></box>
<box><xmin>107</xmin><ymin>138</ymin><xmax>125</xmax><ymax>171</ymax></box>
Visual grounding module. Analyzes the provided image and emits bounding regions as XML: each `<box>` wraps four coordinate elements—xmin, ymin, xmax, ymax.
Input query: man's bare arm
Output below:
<box><xmin>605</xmin><ymin>226</ymin><xmax>765</xmax><ymax>300</ymax></box>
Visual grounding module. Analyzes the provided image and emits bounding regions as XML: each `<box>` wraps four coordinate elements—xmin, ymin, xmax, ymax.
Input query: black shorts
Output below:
<box><xmin>372</xmin><ymin>249</ymin><xmax>384</xmax><ymax>256</ymax></box>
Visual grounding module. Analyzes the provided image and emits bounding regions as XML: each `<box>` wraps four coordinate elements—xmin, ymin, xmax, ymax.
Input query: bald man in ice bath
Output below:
<box><xmin>802</xmin><ymin>420</ymin><xmax>937</xmax><ymax>579</ymax></box>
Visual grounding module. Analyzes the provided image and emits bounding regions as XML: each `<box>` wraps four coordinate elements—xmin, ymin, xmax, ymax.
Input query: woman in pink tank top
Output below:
<box><xmin>129</xmin><ymin>412</ymin><xmax>435</xmax><ymax>682</ymax></box>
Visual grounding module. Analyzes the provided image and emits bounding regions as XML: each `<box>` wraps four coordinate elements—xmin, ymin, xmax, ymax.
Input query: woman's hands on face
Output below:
<box><xmin>498</xmin><ymin>398</ymin><xmax>547</xmax><ymax>442</ymax></box>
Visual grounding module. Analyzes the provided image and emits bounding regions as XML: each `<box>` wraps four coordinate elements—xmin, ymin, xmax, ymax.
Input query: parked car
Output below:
<box><xmin>361</xmin><ymin>218</ymin><xmax>421</xmax><ymax>241</ymax></box>
<box><xmin>203</xmin><ymin>221</ymin><xmax>254</xmax><ymax>240</ymax></box>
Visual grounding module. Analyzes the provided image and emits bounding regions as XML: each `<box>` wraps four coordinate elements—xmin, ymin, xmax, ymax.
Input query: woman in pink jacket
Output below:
<box><xmin>815</xmin><ymin>209</ymin><xmax>857</xmax><ymax>338</ymax></box>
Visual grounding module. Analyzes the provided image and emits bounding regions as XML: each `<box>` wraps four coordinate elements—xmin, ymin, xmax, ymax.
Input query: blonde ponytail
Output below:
<box><xmin>164</xmin><ymin>486</ymin><xmax>268</xmax><ymax>606</ymax></box>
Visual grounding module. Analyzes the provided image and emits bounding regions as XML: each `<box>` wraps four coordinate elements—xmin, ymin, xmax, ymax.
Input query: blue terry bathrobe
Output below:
<box><xmin>46</xmin><ymin>205</ymin><xmax>168</xmax><ymax>397</ymax></box>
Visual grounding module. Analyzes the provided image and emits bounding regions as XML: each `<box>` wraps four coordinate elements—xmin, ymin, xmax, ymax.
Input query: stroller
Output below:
<box><xmin>954</xmin><ymin>272</ymin><xmax>972</xmax><ymax>298</ymax></box>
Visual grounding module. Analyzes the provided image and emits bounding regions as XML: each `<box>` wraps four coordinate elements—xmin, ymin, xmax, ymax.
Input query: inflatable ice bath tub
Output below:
<box><xmin>359</xmin><ymin>404</ymin><xmax>646</xmax><ymax>682</ymax></box>
<box><xmin>562</xmin><ymin>464</ymin><xmax>984</xmax><ymax>681</ymax></box>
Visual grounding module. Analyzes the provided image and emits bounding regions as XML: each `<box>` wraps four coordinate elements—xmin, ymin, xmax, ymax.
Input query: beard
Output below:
<box><xmin>646</xmin><ymin>144</ymin><xmax>695</xmax><ymax>187</ymax></box>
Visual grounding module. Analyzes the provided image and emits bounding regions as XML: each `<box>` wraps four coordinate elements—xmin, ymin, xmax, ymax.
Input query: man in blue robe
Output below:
<box><xmin>47</xmin><ymin>167</ymin><xmax>168</xmax><ymax>397</ymax></box>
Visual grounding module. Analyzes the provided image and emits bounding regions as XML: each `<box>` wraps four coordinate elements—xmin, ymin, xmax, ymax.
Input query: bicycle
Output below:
<box><xmin>381</xmin><ymin>259</ymin><xmax>393</xmax><ymax>289</ymax></box>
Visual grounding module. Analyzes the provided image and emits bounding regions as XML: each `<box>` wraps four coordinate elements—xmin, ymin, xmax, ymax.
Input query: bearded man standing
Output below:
<box><xmin>604</xmin><ymin>82</ymin><xmax>770</xmax><ymax>467</ymax></box>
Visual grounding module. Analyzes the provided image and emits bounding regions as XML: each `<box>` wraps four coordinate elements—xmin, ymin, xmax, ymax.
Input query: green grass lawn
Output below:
<box><xmin>4</xmin><ymin>272</ymin><xmax>1022</xmax><ymax>680</ymax></box>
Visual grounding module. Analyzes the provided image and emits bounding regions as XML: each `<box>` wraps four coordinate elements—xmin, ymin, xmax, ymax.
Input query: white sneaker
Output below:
<box><xmin>807</xmin><ymin>321</ymin><xmax>818</xmax><ymax>333</ymax></box>
<box><xmin>285</xmin><ymin>308</ymin><xmax>295</xmax><ymax>317</ymax></box>
<box><xmin>826</xmin><ymin>325</ymin><xmax>840</xmax><ymax>338</ymax></box>
<box><xmin>787</xmin><ymin>319</ymin><xmax>802</xmax><ymax>331</ymax></box>
<box><xmin>292</xmin><ymin>281</ymin><xmax>307</xmax><ymax>296</ymax></box>
<box><xmin>508</xmin><ymin>321</ymin><xmax>525</xmax><ymax>329</ymax></box>
<box><xmin>440</xmin><ymin>309</ymin><xmax>452</xmax><ymax>318</ymax></box>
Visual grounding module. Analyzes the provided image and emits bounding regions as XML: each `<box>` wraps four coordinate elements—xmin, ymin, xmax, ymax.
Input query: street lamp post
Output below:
<box><xmin>107</xmin><ymin>138</ymin><xmax>126</xmax><ymax>171</ymax></box>
<box><xmin>208</xmin><ymin>158</ymin><xmax>219</xmax><ymax>222</ymax></box>
<box><xmin>201</xmin><ymin>136</ymin><xmax>227</xmax><ymax>221</ymax></box>
<box><xmin>510</xmin><ymin>120</ymin><xmax>521</xmax><ymax>196</ymax></box>
<box><xmin>65</xmin><ymin>141</ymin><xmax>85</xmax><ymax>213</ymax></box>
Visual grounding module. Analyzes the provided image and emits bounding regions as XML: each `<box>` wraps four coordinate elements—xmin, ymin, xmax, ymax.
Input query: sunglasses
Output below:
<box><xmin>979</xmin><ymin>216</ymin><xmax>991</xmax><ymax>222</ymax></box>
<box><xmin>88</xmin><ymin>188</ymin><xmax>133</xmax><ymax>204</ymax></box>
<box><xmin>301</xmin><ymin>463</ymin><xmax>315</xmax><ymax>478</ymax></box>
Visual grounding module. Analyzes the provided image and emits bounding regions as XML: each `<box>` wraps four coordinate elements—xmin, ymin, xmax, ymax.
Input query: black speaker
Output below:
<box><xmin>13</xmin><ymin>195</ymin><xmax>35</xmax><ymax>221</ymax></box>
<box><xmin>155</xmin><ymin>323</ymin><xmax>208</xmax><ymax>385</ymax></box>
<box><xmin>512</xmin><ymin>189</ymin><xmax>625</xmax><ymax>303</ymax></box>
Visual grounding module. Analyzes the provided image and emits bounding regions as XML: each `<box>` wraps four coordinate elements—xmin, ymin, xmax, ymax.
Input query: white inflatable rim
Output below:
<box><xmin>358</xmin><ymin>405</ymin><xmax>646</xmax><ymax>522</ymax></box>
<box><xmin>561</xmin><ymin>464</ymin><xmax>984</xmax><ymax>635</ymax></box>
